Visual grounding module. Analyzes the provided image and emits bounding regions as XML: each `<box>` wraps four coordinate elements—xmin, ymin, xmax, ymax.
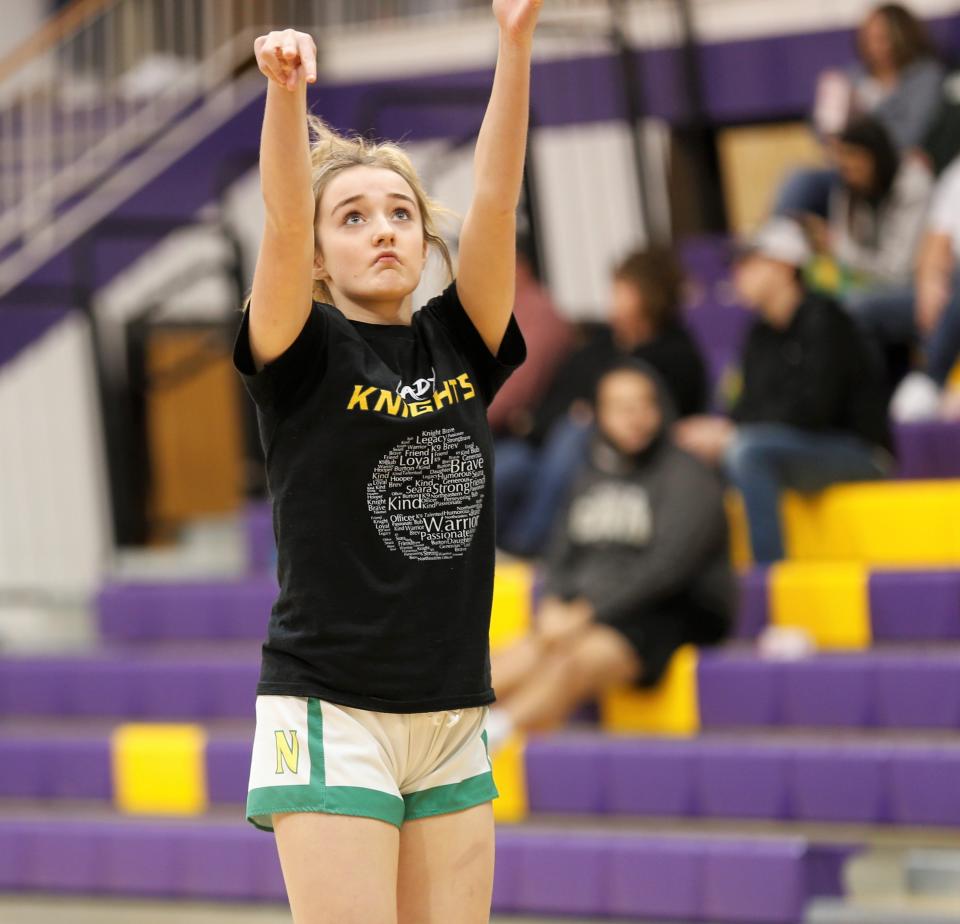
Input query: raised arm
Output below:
<box><xmin>456</xmin><ymin>0</ymin><xmax>542</xmax><ymax>356</ymax></box>
<box><xmin>248</xmin><ymin>29</ymin><xmax>318</xmax><ymax>372</ymax></box>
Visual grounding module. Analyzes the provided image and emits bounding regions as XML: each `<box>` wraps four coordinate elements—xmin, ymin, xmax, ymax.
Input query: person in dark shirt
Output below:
<box><xmin>496</xmin><ymin>246</ymin><xmax>708</xmax><ymax>555</ymax></box>
<box><xmin>232</xmin><ymin>10</ymin><xmax>537</xmax><ymax>923</ymax></box>
<box><xmin>485</xmin><ymin>359</ymin><xmax>733</xmax><ymax>751</ymax></box>
<box><xmin>675</xmin><ymin>218</ymin><xmax>892</xmax><ymax>563</ymax></box>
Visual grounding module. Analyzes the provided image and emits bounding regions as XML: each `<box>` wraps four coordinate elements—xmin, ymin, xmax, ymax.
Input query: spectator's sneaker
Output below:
<box><xmin>890</xmin><ymin>372</ymin><xmax>941</xmax><ymax>422</ymax></box>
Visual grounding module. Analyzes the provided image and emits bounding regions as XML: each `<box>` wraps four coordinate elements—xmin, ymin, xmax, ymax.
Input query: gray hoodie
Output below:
<box><xmin>541</xmin><ymin>361</ymin><xmax>733</xmax><ymax>637</ymax></box>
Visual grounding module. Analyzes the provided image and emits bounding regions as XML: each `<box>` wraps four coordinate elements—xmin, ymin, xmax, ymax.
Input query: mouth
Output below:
<box><xmin>374</xmin><ymin>252</ymin><xmax>400</xmax><ymax>266</ymax></box>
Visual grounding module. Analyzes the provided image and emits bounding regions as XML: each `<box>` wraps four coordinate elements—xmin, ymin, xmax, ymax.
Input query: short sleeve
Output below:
<box><xmin>232</xmin><ymin>303</ymin><xmax>328</xmax><ymax>414</ymax></box>
<box><xmin>417</xmin><ymin>280</ymin><xmax>527</xmax><ymax>405</ymax></box>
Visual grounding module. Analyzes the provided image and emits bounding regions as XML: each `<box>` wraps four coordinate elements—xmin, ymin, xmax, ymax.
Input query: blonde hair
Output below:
<box><xmin>241</xmin><ymin>117</ymin><xmax>454</xmax><ymax>313</ymax></box>
<box><xmin>308</xmin><ymin>115</ymin><xmax>454</xmax><ymax>304</ymax></box>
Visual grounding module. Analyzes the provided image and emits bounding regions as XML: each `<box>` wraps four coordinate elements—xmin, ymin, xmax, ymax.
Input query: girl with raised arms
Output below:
<box><xmin>233</xmin><ymin>3</ymin><xmax>539</xmax><ymax>922</ymax></box>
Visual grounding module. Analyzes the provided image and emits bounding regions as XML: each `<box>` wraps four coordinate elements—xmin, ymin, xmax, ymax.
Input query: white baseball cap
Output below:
<box><xmin>738</xmin><ymin>217</ymin><xmax>813</xmax><ymax>268</ymax></box>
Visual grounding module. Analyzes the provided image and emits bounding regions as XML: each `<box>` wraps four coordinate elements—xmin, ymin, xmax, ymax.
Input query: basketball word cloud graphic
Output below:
<box><xmin>367</xmin><ymin>427</ymin><xmax>485</xmax><ymax>561</ymax></box>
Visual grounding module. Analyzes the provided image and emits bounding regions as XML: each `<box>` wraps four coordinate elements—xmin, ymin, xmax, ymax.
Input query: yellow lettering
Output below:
<box><xmin>347</xmin><ymin>385</ymin><xmax>378</xmax><ymax>411</ymax></box>
<box><xmin>432</xmin><ymin>378</ymin><xmax>457</xmax><ymax>410</ymax></box>
<box><xmin>408</xmin><ymin>400</ymin><xmax>434</xmax><ymax>417</ymax></box>
<box><xmin>457</xmin><ymin>373</ymin><xmax>476</xmax><ymax>400</ymax></box>
<box><xmin>274</xmin><ymin>729</ymin><xmax>299</xmax><ymax>775</ymax></box>
<box><xmin>374</xmin><ymin>389</ymin><xmax>404</xmax><ymax>416</ymax></box>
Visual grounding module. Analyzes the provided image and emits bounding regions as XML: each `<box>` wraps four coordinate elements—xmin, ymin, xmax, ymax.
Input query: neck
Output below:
<box><xmin>330</xmin><ymin>290</ymin><xmax>413</xmax><ymax>326</ymax></box>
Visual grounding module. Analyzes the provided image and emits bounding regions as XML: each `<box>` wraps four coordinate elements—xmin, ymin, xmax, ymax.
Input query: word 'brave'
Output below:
<box><xmin>346</xmin><ymin>373</ymin><xmax>476</xmax><ymax>417</ymax></box>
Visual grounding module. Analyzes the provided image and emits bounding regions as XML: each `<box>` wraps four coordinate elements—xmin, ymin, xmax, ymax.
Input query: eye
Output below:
<box><xmin>344</xmin><ymin>211</ymin><xmax>364</xmax><ymax>225</ymax></box>
<box><xmin>394</xmin><ymin>208</ymin><xmax>411</xmax><ymax>221</ymax></box>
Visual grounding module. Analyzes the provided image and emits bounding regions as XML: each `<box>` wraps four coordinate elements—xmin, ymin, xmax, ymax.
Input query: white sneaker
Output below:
<box><xmin>891</xmin><ymin>372</ymin><xmax>942</xmax><ymax>422</ymax></box>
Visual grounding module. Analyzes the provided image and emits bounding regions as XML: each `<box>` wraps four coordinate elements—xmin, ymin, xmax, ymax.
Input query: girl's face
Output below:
<box><xmin>315</xmin><ymin>165</ymin><xmax>427</xmax><ymax>308</ymax></box>
<box><xmin>597</xmin><ymin>370</ymin><xmax>662</xmax><ymax>456</ymax></box>
<box><xmin>609</xmin><ymin>278</ymin><xmax>653</xmax><ymax>346</ymax></box>
<box><xmin>860</xmin><ymin>13</ymin><xmax>896</xmax><ymax>75</ymax></box>
<box><xmin>835</xmin><ymin>142</ymin><xmax>876</xmax><ymax>194</ymax></box>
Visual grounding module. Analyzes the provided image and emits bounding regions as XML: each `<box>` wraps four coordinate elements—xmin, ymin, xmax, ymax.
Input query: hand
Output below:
<box><xmin>673</xmin><ymin>416</ymin><xmax>735</xmax><ymax>466</ymax></box>
<box><xmin>254</xmin><ymin>29</ymin><xmax>317</xmax><ymax>91</ymax></box>
<box><xmin>536</xmin><ymin>597</ymin><xmax>592</xmax><ymax>648</ymax></box>
<box><xmin>916</xmin><ymin>274</ymin><xmax>950</xmax><ymax>336</ymax></box>
<box><xmin>493</xmin><ymin>0</ymin><xmax>543</xmax><ymax>45</ymax></box>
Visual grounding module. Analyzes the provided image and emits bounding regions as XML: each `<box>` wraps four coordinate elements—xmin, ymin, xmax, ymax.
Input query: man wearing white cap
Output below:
<box><xmin>675</xmin><ymin>217</ymin><xmax>892</xmax><ymax>563</ymax></box>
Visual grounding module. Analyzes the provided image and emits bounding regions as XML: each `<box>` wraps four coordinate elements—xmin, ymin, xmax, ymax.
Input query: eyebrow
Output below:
<box><xmin>332</xmin><ymin>192</ymin><xmax>417</xmax><ymax>215</ymax></box>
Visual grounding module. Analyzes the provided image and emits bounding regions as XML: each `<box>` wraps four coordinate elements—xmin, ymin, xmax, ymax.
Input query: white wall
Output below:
<box><xmin>0</xmin><ymin>312</ymin><xmax>113</xmax><ymax>595</ymax></box>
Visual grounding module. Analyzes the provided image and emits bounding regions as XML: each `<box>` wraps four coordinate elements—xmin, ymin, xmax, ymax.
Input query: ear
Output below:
<box><xmin>313</xmin><ymin>255</ymin><xmax>329</xmax><ymax>282</ymax></box>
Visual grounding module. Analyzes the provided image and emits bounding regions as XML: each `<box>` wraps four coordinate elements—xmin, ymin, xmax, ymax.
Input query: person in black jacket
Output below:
<box><xmin>496</xmin><ymin>246</ymin><xmax>709</xmax><ymax>556</ymax></box>
<box><xmin>486</xmin><ymin>359</ymin><xmax>733</xmax><ymax>751</ymax></box>
<box><xmin>675</xmin><ymin>218</ymin><xmax>893</xmax><ymax>563</ymax></box>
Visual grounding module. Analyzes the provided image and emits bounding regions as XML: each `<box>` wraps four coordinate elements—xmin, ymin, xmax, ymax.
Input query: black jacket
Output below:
<box><xmin>732</xmin><ymin>291</ymin><xmax>892</xmax><ymax>453</ymax></box>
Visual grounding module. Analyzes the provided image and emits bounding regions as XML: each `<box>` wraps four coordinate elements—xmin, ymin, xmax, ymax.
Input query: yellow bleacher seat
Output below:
<box><xmin>112</xmin><ymin>723</ymin><xmax>208</xmax><ymax>815</ymax></box>
<box><xmin>600</xmin><ymin>645</ymin><xmax>700</xmax><ymax>736</ymax></box>
<box><xmin>489</xmin><ymin>561</ymin><xmax>534</xmax><ymax>650</ymax></box>
<box><xmin>783</xmin><ymin>481</ymin><xmax>960</xmax><ymax>565</ymax></box>
<box><xmin>491</xmin><ymin>734</ymin><xmax>527</xmax><ymax>823</ymax></box>
<box><xmin>768</xmin><ymin>560</ymin><xmax>871</xmax><ymax>648</ymax></box>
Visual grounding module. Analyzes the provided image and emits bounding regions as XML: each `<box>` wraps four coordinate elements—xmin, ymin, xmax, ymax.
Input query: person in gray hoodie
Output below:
<box><xmin>485</xmin><ymin>358</ymin><xmax>734</xmax><ymax>751</ymax></box>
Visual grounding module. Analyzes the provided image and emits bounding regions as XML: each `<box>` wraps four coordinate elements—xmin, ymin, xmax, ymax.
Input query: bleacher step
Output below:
<box><xmin>906</xmin><ymin>849</ymin><xmax>960</xmax><ymax>896</ymax></box>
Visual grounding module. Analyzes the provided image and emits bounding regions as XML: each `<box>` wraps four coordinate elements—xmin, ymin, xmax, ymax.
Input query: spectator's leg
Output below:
<box><xmin>501</xmin><ymin>417</ymin><xmax>592</xmax><ymax>557</ymax></box>
<box><xmin>725</xmin><ymin>424</ymin><xmax>887</xmax><ymax>563</ymax></box>
<box><xmin>490</xmin><ymin>634</ymin><xmax>545</xmax><ymax>700</ymax></box>
<box><xmin>925</xmin><ymin>271</ymin><xmax>960</xmax><ymax>387</ymax></box>
<box><xmin>772</xmin><ymin>167</ymin><xmax>836</xmax><ymax>218</ymax></box>
<box><xmin>498</xmin><ymin>624</ymin><xmax>641</xmax><ymax>732</ymax></box>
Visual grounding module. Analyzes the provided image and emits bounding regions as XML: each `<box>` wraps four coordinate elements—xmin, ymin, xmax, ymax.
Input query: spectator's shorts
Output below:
<box><xmin>246</xmin><ymin>696</ymin><xmax>497</xmax><ymax>831</ymax></box>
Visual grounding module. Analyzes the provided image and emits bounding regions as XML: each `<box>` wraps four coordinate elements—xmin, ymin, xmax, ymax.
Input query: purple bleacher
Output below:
<box><xmin>524</xmin><ymin>735</ymin><xmax>960</xmax><ymax>827</ymax></box>
<box><xmin>685</xmin><ymin>301</ymin><xmax>751</xmax><ymax>388</ymax></box>
<box><xmin>0</xmin><ymin>817</ymin><xmax>851</xmax><ymax>920</ymax></box>
<box><xmin>0</xmin><ymin>654</ymin><xmax>258</xmax><ymax>719</ymax></box>
<box><xmin>695</xmin><ymin>741</ymin><xmax>792</xmax><ymax>820</ymax></box>
<box><xmin>790</xmin><ymin>745</ymin><xmax>890</xmax><ymax>824</ymax></box>
<box><xmin>697</xmin><ymin>653</ymin><xmax>783</xmax><ymax>727</ymax></box>
<box><xmin>893</xmin><ymin>422</ymin><xmax>960</xmax><ymax>480</ymax></box>
<box><xmin>245</xmin><ymin>501</ymin><xmax>275</xmax><ymax>572</ymax></box>
<box><xmin>0</xmin><ymin>738</ymin><xmax>111</xmax><ymax>800</ymax></box>
<box><xmin>888</xmin><ymin>748</ymin><xmax>960</xmax><ymax>827</ymax></box>
<box><xmin>737</xmin><ymin>566</ymin><xmax>769</xmax><ymax>638</ymax></box>
<box><xmin>870</xmin><ymin>570</ymin><xmax>960</xmax><ymax>641</ymax></box>
<box><xmin>97</xmin><ymin>577</ymin><xmax>276</xmax><ymax>642</ymax></box>
<box><xmin>698</xmin><ymin>651</ymin><xmax>960</xmax><ymax>730</ymax></box>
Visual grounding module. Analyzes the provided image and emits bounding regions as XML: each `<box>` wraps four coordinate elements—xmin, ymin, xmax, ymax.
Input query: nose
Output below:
<box><xmin>371</xmin><ymin>213</ymin><xmax>395</xmax><ymax>247</ymax></box>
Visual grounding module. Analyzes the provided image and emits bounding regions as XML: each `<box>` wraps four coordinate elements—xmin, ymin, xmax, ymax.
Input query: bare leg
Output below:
<box><xmin>273</xmin><ymin>812</ymin><xmax>400</xmax><ymax>924</ymax></box>
<box><xmin>397</xmin><ymin>802</ymin><xmax>495</xmax><ymax>924</ymax></box>
<box><xmin>503</xmin><ymin>624</ymin><xmax>642</xmax><ymax>732</ymax></box>
<box><xmin>490</xmin><ymin>634</ymin><xmax>546</xmax><ymax>700</ymax></box>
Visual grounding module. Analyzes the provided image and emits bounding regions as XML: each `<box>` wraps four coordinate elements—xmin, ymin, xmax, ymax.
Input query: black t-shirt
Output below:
<box><xmin>233</xmin><ymin>282</ymin><xmax>526</xmax><ymax>712</ymax></box>
<box><xmin>731</xmin><ymin>291</ymin><xmax>892</xmax><ymax>452</ymax></box>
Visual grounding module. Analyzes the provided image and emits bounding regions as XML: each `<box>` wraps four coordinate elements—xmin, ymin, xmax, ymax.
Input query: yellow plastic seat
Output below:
<box><xmin>489</xmin><ymin>561</ymin><xmax>534</xmax><ymax>650</ymax></box>
<box><xmin>112</xmin><ymin>723</ymin><xmax>208</xmax><ymax>815</ymax></box>
<box><xmin>599</xmin><ymin>645</ymin><xmax>700</xmax><ymax>736</ymax></box>
<box><xmin>490</xmin><ymin>734</ymin><xmax>527</xmax><ymax>823</ymax></box>
<box><xmin>768</xmin><ymin>560</ymin><xmax>871</xmax><ymax>648</ymax></box>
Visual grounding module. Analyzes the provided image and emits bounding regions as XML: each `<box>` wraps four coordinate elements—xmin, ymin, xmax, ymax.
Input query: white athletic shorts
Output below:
<box><xmin>246</xmin><ymin>695</ymin><xmax>498</xmax><ymax>831</ymax></box>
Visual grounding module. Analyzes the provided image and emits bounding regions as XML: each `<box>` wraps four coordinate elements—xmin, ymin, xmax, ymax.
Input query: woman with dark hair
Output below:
<box><xmin>494</xmin><ymin>245</ymin><xmax>708</xmax><ymax>557</ymax></box>
<box><xmin>775</xmin><ymin>2</ymin><xmax>943</xmax><ymax>218</ymax></box>
<box><xmin>825</xmin><ymin>115</ymin><xmax>931</xmax><ymax>287</ymax></box>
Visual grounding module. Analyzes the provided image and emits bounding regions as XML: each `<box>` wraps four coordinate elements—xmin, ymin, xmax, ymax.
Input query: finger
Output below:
<box><xmin>297</xmin><ymin>35</ymin><xmax>317</xmax><ymax>82</ymax></box>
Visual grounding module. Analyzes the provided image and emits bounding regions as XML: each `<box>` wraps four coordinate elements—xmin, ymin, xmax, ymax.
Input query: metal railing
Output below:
<box><xmin>0</xmin><ymin>0</ymin><xmax>602</xmax><ymax>299</ymax></box>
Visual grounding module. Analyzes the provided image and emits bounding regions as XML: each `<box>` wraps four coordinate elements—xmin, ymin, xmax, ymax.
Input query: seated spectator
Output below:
<box><xmin>496</xmin><ymin>246</ymin><xmax>708</xmax><ymax>556</ymax></box>
<box><xmin>486</xmin><ymin>360</ymin><xmax>733</xmax><ymax>751</ymax></box>
<box><xmin>776</xmin><ymin>2</ymin><xmax>943</xmax><ymax>218</ymax></box>
<box><xmin>488</xmin><ymin>247</ymin><xmax>574</xmax><ymax>439</ymax></box>
<box><xmin>891</xmin><ymin>154</ymin><xmax>960</xmax><ymax>419</ymax></box>
<box><xmin>820</xmin><ymin>116</ymin><xmax>932</xmax><ymax>292</ymax></box>
<box><xmin>674</xmin><ymin>218</ymin><xmax>893</xmax><ymax>564</ymax></box>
